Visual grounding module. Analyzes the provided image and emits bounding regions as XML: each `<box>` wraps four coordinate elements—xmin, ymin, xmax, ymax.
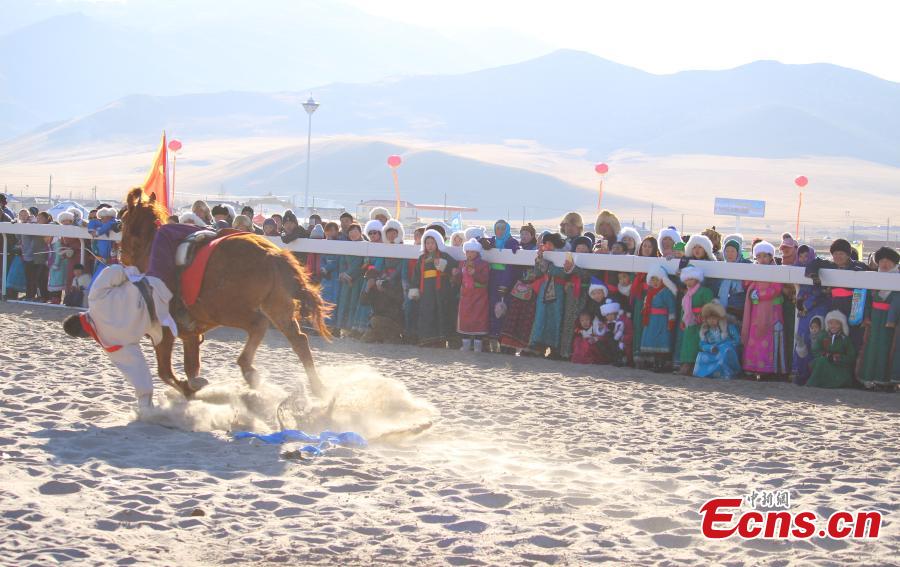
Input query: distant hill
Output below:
<box><xmin>0</xmin><ymin>1</ymin><xmax>546</xmax><ymax>137</ymax></box>
<box><xmin>5</xmin><ymin>50</ymin><xmax>900</xmax><ymax>166</ymax></box>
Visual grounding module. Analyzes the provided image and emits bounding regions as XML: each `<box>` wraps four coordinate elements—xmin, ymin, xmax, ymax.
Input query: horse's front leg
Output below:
<box><xmin>154</xmin><ymin>327</ymin><xmax>194</xmax><ymax>399</ymax></box>
<box><xmin>181</xmin><ymin>332</ymin><xmax>209</xmax><ymax>392</ymax></box>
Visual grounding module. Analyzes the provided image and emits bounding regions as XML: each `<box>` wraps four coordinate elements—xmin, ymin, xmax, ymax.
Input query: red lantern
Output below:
<box><xmin>595</xmin><ymin>162</ymin><xmax>609</xmax><ymax>175</ymax></box>
<box><xmin>387</xmin><ymin>155</ymin><xmax>402</xmax><ymax>168</ymax></box>
<box><xmin>794</xmin><ymin>175</ymin><xmax>808</xmax><ymax>188</ymax></box>
<box><xmin>168</xmin><ymin>139</ymin><xmax>182</xmax><ymax>152</ymax></box>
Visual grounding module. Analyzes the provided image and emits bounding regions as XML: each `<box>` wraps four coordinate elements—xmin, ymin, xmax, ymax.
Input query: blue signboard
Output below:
<box><xmin>714</xmin><ymin>198</ymin><xmax>766</xmax><ymax>218</ymax></box>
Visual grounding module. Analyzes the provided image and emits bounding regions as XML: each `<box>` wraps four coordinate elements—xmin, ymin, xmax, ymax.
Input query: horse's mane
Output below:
<box><xmin>120</xmin><ymin>187</ymin><xmax>168</xmax><ymax>270</ymax></box>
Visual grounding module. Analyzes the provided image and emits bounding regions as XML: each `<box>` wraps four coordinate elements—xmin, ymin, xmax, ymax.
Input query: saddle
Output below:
<box><xmin>176</xmin><ymin>228</ymin><xmax>244</xmax><ymax>307</ymax></box>
<box><xmin>175</xmin><ymin>230</ymin><xmax>218</xmax><ymax>268</ymax></box>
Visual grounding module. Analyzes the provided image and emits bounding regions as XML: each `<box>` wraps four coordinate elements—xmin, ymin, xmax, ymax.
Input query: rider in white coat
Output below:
<box><xmin>62</xmin><ymin>264</ymin><xmax>180</xmax><ymax>410</ymax></box>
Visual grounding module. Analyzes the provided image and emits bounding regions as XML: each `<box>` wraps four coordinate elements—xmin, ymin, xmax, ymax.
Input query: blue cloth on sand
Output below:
<box><xmin>232</xmin><ymin>429</ymin><xmax>367</xmax><ymax>457</ymax></box>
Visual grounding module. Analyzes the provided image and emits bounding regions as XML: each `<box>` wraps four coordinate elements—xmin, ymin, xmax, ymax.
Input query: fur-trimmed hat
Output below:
<box><xmin>594</xmin><ymin>210</ymin><xmax>621</xmax><ymax>238</ymax></box>
<box><xmin>658</xmin><ymin>226</ymin><xmax>681</xmax><ymax>246</ymax></box>
<box><xmin>753</xmin><ymin>241</ymin><xmax>776</xmax><ymax>258</ymax></box>
<box><xmin>825</xmin><ymin>310</ymin><xmax>849</xmax><ymax>336</ymax></box>
<box><xmin>464</xmin><ymin>226</ymin><xmax>485</xmax><ymax>240</ymax></box>
<box><xmin>647</xmin><ymin>264</ymin><xmax>678</xmax><ymax>295</ymax></box>
<box><xmin>588</xmin><ymin>277</ymin><xmax>609</xmax><ymax>298</ymax></box>
<box><xmin>702</xmin><ymin>226</ymin><xmax>723</xmax><ymax>252</ymax></box>
<box><xmin>309</xmin><ymin>224</ymin><xmax>325</xmax><ymax>239</ymax></box>
<box><xmin>830</xmin><ymin>238</ymin><xmax>852</xmax><ymax>256</ymax></box>
<box><xmin>680</xmin><ymin>265</ymin><xmax>704</xmax><ymax>284</ymax></box>
<box><xmin>450</xmin><ymin>230</ymin><xmax>466</xmax><ymax>246</ymax></box>
<box><xmin>600</xmin><ymin>298</ymin><xmax>621</xmax><ymax>316</ymax></box>
<box><xmin>97</xmin><ymin>207</ymin><xmax>117</xmax><ymax>219</ymax></box>
<box><xmin>179</xmin><ymin>212</ymin><xmax>206</xmax><ymax>226</ymax></box>
<box><xmin>685</xmin><ymin>234</ymin><xmax>717</xmax><ymax>261</ymax></box>
<box><xmin>421</xmin><ymin>228</ymin><xmax>447</xmax><ymax>252</ymax></box>
<box><xmin>381</xmin><ymin>219</ymin><xmax>405</xmax><ymax>244</ymax></box>
<box><xmin>562</xmin><ymin>211</ymin><xmax>584</xmax><ymax>230</ymax></box>
<box><xmin>369</xmin><ymin>206</ymin><xmax>391</xmax><ymax>221</ymax></box>
<box><xmin>701</xmin><ymin>300</ymin><xmax>726</xmax><ymax>320</ymax></box>
<box><xmin>56</xmin><ymin>211</ymin><xmax>75</xmax><ymax>223</ymax></box>
<box><xmin>463</xmin><ymin>238</ymin><xmax>483</xmax><ymax>254</ymax></box>
<box><xmin>617</xmin><ymin>227</ymin><xmax>642</xmax><ymax>251</ymax></box>
<box><xmin>364</xmin><ymin>219</ymin><xmax>384</xmax><ymax>239</ymax></box>
<box><xmin>874</xmin><ymin>246</ymin><xmax>900</xmax><ymax>265</ymax></box>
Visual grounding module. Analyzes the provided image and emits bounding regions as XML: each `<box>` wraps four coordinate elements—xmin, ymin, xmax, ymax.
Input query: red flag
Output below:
<box><xmin>141</xmin><ymin>132</ymin><xmax>169</xmax><ymax>212</ymax></box>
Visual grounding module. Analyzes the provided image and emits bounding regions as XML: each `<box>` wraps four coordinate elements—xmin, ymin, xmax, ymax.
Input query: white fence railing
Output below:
<box><xmin>2</xmin><ymin>223</ymin><xmax>899</xmax><ymax>294</ymax></box>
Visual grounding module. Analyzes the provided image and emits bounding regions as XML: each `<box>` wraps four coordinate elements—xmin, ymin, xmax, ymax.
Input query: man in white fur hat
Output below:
<box><xmin>61</xmin><ymin>264</ymin><xmax>201</xmax><ymax>411</ymax></box>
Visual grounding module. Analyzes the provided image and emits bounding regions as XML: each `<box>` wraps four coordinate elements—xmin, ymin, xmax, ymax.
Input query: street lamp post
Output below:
<box><xmin>302</xmin><ymin>95</ymin><xmax>320</xmax><ymax>216</ymax></box>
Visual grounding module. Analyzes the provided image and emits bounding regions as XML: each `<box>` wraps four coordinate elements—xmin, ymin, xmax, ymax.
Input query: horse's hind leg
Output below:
<box><xmin>264</xmin><ymin>304</ymin><xmax>324</xmax><ymax>398</ymax></box>
<box><xmin>236</xmin><ymin>312</ymin><xmax>270</xmax><ymax>389</ymax></box>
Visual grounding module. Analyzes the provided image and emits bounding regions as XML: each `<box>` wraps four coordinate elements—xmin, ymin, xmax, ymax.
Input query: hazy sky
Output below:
<box><xmin>344</xmin><ymin>0</ymin><xmax>900</xmax><ymax>82</ymax></box>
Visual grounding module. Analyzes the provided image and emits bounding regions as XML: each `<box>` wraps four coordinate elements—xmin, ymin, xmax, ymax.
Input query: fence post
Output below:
<box><xmin>2</xmin><ymin>233</ymin><xmax>7</xmax><ymax>300</ymax></box>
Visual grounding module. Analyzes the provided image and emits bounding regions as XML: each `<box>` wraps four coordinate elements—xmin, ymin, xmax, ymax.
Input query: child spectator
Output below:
<box><xmin>640</xmin><ymin>265</ymin><xmax>678</xmax><ymax>372</ymax></box>
<box><xmin>64</xmin><ymin>263</ymin><xmax>92</xmax><ymax>307</ymax></box>
<box><xmin>677</xmin><ymin>265</ymin><xmax>714</xmax><ymax>375</ymax></box>
<box><xmin>319</xmin><ymin>222</ymin><xmax>341</xmax><ymax>329</ymax></box>
<box><xmin>483</xmin><ymin>220</ymin><xmax>520</xmax><ymax>352</ymax></box>
<box><xmin>807</xmin><ymin>311</ymin><xmax>856</xmax><ymax>388</ymax></box>
<box><xmin>742</xmin><ymin>241</ymin><xmax>788</xmax><ymax>379</ymax></box>
<box><xmin>47</xmin><ymin>211</ymin><xmax>76</xmax><ymax>304</ymax></box>
<box><xmin>571</xmin><ymin>311</ymin><xmax>601</xmax><ymax>364</ymax></box>
<box><xmin>409</xmin><ymin>229</ymin><xmax>457</xmax><ymax>347</ymax></box>
<box><xmin>658</xmin><ymin>226</ymin><xmax>681</xmax><ymax>260</ymax></box>
<box><xmin>402</xmin><ymin>227</ymin><xmax>427</xmax><ymax>344</ymax></box>
<box><xmin>457</xmin><ymin>238</ymin><xmax>490</xmax><ymax>352</ymax></box>
<box><xmin>559</xmin><ymin>235</ymin><xmax>592</xmax><ymax>359</ymax></box>
<box><xmin>597</xmin><ymin>299</ymin><xmax>632</xmax><ymax>366</ymax></box>
<box><xmin>617</xmin><ymin>227</ymin><xmax>642</xmax><ymax>255</ymax></box>
<box><xmin>693</xmin><ymin>301</ymin><xmax>742</xmax><ymax>379</ymax></box>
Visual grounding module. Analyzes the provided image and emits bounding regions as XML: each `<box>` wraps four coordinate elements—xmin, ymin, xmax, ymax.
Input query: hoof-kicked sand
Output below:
<box><xmin>1</xmin><ymin>303</ymin><xmax>897</xmax><ymax>565</ymax></box>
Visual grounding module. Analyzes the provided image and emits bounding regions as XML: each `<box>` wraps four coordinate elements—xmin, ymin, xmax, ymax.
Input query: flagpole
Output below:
<box><xmin>392</xmin><ymin>168</ymin><xmax>401</xmax><ymax>219</ymax></box>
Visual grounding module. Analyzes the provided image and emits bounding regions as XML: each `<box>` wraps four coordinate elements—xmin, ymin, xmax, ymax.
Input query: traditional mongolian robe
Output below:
<box><xmin>630</xmin><ymin>273</ymin><xmax>648</xmax><ymax>359</ymax></box>
<box><xmin>529</xmin><ymin>256</ymin><xmax>566</xmax><ymax>351</ymax></box>
<box><xmin>858</xmin><ymin>290</ymin><xmax>900</xmax><ymax>386</ymax></box>
<box><xmin>319</xmin><ymin>253</ymin><xmax>341</xmax><ymax>326</ymax></box>
<box><xmin>336</xmin><ymin>253</ymin><xmax>366</xmax><ymax>332</ymax></box>
<box><xmin>793</xmin><ymin>283</ymin><xmax>829</xmax><ymax>384</ymax></box>
<box><xmin>808</xmin><ymin>332</ymin><xmax>856</xmax><ymax>388</ymax></box>
<box><xmin>741</xmin><ymin>281</ymin><xmax>787</xmax><ymax>374</ymax></box>
<box><xmin>351</xmin><ymin>257</ymin><xmax>383</xmax><ymax>334</ymax></box>
<box><xmin>414</xmin><ymin>251</ymin><xmax>457</xmax><ymax>345</ymax></box>
<box><xmin>457</xmin><ymin>257</ymin><xmax>490</xmax><ymax>335</ymax></box>
<box><xmin>694</xmin><ymin>322</ymin><xmax>742</xmax><ymax>379</ymax></box>
<box><xmin>679</xmin><ymin>285</ymin><xmax>714</xmax><ymax>366</ymax></box>
<box><xmin>486</xmin><ymin>226</ymin><xmax>519</xmax><ymax>339</ymax></box>
<box><xmin>499</xmin><ymin>241</ymin><xmax>539</xmax><ymax>350</ymax></box>
<box><xmin>639</xmin><ymin>286</ymin><xmax>676</xmax><ymax>354</ymax></box>
<box><xmin>47</xmin><ymin>237</ymin><xmax>71</xmax><ymax>293</ymax></box>
<box><xmin>559</xmin><ymin>266</ymin><xmax>589</xmax><ymax>359</ymax></box>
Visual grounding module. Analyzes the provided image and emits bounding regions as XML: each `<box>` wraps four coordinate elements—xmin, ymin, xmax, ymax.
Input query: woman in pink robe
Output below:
<box><xmin>741</xmin><ymin>241</ymin><xmax>788</xmax><ymax>376</ymax></box>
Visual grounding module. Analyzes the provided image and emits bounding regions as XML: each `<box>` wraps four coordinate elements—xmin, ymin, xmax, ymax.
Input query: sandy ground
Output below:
<box><xmin>0</xmin><ymin>302</ymin><xmax>898</xmax><ymax>566</ymax></box>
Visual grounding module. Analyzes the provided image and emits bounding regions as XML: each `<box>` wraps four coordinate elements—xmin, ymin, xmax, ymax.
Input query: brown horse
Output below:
<box><xmin>119</xmin><ymin>187</ymin><xmax>331</xmax><ymax>399</ymax></box>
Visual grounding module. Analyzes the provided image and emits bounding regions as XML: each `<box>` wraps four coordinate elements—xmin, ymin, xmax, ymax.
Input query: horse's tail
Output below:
<box><xmin>273</xmin><ymin>250</ymin><xmax>333</xmax><ymax>340</ymax></box>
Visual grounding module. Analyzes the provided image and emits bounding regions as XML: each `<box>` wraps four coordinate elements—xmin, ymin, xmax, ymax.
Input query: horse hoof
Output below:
<box><xmin>188</xmin><ymin>376</ymin><xmax>209</xmax><ymax>392</ymax></box>
<box><xmin>243</xmin><ymin>370</ymin><xmax>262</xmax><ymax>389</ymax></box>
